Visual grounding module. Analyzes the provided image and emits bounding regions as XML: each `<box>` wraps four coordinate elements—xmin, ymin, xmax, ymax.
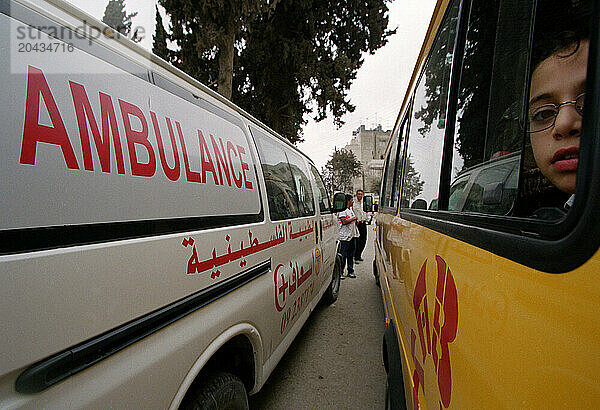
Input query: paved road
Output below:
<box><xmin>249</xmin><ymin>230</ymin><xmax>386</xmax><ymax>409</ymax></box>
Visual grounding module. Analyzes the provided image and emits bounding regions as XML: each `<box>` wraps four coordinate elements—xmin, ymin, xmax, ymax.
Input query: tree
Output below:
<box><xmin>152</xmin><ymin>7</ymin><xmax>170</xmax><ymax>60</ymax></box>
<box><xmin>402</xmin><ymin>155</ymin><xmax>424</xmax><ymax>204</ymax></box>
<box><xmin>159</xmin><ymin>0</ymin><xmax>277</xmax><ymax>99</ymax></box>
<box><xmin>366</xmin><ymin>175</ymin><xmax>382</xmax><ymax>195</ymax></box>
<box><xmin>159</xmin><ymin>0</ymin><xmax>394</xmax><ymax>143</ymax></box>
<box><xmin>322</xmin><ymin>149</ymin><xmax>362</xmax><ymax>196</ymax></box>
<box><xmin>102</xmin><ymin>0</ymin><xmax>141</xmax><ymax>42</ymax></box>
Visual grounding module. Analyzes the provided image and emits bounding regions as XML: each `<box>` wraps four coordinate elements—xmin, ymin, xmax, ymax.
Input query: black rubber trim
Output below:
<box><xmin>14</xmin><ymin>259</ymin><xmax>271</xmax><ymax>394</ymax></box>
<box><xmin>0</xmin><ymin>213</ymin><xmax>263</xmax><ymax>255</ymax></box>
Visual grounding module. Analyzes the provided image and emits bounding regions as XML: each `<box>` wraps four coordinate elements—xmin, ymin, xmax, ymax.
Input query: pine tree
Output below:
<box><xmin>152</xmin><ymin>6</ymin><xmax>169</xmax><ymax>60</ymax></box>
<box><xmin>323</xmin><ymin>149</ymin><xmax>362</xmax><ymax>196</ymax></box>
<box><xmin>102</xmin><ymin>0</ymin><xmax>141</xmax><ymax>42</ymax></box>
<box><xmin>160</xmin><ymin>0</ymin><xmax>394</xmax><ymax>143</ymax></box>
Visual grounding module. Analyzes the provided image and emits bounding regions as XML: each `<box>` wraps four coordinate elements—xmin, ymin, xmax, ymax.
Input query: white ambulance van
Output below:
<box><xmin>0</xmin><ymin>0</ymin><xmax>343</xmax><ymax>407</ymax></box>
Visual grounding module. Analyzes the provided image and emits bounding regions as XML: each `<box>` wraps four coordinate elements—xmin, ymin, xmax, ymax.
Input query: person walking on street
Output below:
<box><xmin>338</xmin><ymin>194</ymin><xmax>359</xmax><ymax>279</ymax></box>
<box><xmin>353</xmin><ymin>189</ymin><xmax>368</xmax><ymax>263</ymax></box>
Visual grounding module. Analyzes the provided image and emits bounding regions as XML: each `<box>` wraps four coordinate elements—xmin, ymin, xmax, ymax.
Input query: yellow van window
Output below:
<box><xmin>401</xmin><ymin>0</ymin><xmax>460</xmax><ymax>210</ymax></box>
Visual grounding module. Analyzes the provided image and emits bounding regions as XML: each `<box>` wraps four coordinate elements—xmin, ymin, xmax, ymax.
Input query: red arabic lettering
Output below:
<box><xmin>289</xmin><ymin>222</ymin><xmax>314</xmax><ymax>240</ymax></box>
<box><xmin>410</xmin><ymin>256</ymin><xmax>458</xmax><ymax>408</ymax></box>
<box><xmin>280</xmin><ymin>282</ymin><xmax>314</xmax><ymax>334</ymax></box>
<box><xmin>184</xmin><ymin>226</ymin><xmax>286</xmax><ymax>277</ymax></box>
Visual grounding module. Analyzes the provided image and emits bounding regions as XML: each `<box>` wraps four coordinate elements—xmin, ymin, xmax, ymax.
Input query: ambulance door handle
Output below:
<box><xmin>315</xmin><ymin>221</ymin><xmax>319</xmax><ymax>244</ymax></box>
<box><xmin>319</xmin><ymin>220</ymin><xmax>323</xmax><ymax>240</ymax></box>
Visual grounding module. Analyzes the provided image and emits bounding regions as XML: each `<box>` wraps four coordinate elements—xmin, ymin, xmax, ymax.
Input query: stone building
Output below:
<box><xmin>342</xmin><ymin>125</ymin><xmax>390</xmax><ymax>194</ymax></box>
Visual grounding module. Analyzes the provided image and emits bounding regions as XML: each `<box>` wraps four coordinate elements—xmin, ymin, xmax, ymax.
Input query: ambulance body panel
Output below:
<box><xmin>0</xmin><ymin>0</ymin><xmax>340</xmax><ymax>407</ymax></box>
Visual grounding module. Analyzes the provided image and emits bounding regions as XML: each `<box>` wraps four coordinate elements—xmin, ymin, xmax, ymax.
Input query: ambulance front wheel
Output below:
<box><xmin>180</xmin><ymin>371</ymin><xmax>249</xmax><ymax>410</ymax></box>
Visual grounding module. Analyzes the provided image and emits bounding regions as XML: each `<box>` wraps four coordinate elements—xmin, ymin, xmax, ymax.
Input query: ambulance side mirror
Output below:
<box><xmin>332</xmin><ymin>192</ymin><xmax>346</xmax><ymax>212</ymax></box>
<box><xmin>363</xmin><ymin>195</ymin><xmax>374</xmax><ymax>212</ymax></box>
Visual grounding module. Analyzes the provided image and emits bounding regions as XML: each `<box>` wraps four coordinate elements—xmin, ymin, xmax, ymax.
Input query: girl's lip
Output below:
<box><xmin>550</xmin><ymin>146</ymin><xmax>579</xmax><ymax>163</ymax></box>
<box><xmin>552</xmin><ymin>158</ymin><xmax>578</xmax><ymax>172</ymax></box>
<box><xmin>551</xmin><ymin>146</ymin><xmax>579</xmax><ymax>172</ymax></box>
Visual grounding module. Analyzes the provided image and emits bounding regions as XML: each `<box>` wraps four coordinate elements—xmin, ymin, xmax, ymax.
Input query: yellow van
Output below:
<box><xmin>374</xmin><ymin>0</ymin><xmax>600</xmax><ymax>408</ymax></box>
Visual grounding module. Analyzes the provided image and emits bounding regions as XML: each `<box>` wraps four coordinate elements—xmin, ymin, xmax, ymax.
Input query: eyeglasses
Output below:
<box><xmin>528</xmin><ymin>93</ymin><xmax>584</xmax><ymax>133</ymax></box>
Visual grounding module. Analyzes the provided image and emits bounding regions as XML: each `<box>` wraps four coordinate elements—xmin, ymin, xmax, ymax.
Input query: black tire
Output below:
<box><xmin>321</xmin><ymin>253</ymin><xmax>342</xmax><ymax>305</ymax></box>
<box><xmin>373</xmin><ymin>259</ymin><xmax>380</xmax><ymax>287</ymax></box>
<box><xmin>180</xmin><ymin>372</ymin><xmax>248</xmax><ymax>410</ymax></box>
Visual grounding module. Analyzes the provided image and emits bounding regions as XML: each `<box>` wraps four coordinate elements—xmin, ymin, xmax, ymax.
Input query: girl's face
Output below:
<box><xmin>529</xmin><ymin>40</ymin><xmax>588</xmax><ymax>194</ymax></box>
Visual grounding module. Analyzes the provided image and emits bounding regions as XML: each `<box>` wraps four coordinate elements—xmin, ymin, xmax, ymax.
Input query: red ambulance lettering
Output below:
<box><xmin>227</xmin><ymin>141</ymin><xmax>243</xmax><ymax>188</ymax></box>
<box><xmin>197</xmin><ymin>130</ymin><xmax>219</xmax><ymax>185</ymax></box>
<box><xmin>20</xmin><ymin>65</ymin><xmax>79</xmax><ymax>169</ymax></box>
<box><xmin>152</xmin><ymin>113</ymin><xmax>181</xmax><ymax>181</ymax></box>
<box><xmin>18</xmin><ymin>66</ymin><xmax>254</xmax><ymax>190</ymax></box>
<box><xmin>119</xmin><ymin>99</ymin><xmax>156</xmax><ymax>177</ymax></box>
<box><xmin>210</xmin><ymin>135</ymin><xmax>232</xmax><ymax>186</ymax></box>
<box><xmin>70</xmin><ymin>81</ymin><xmax>125</xmax><ymax>174</ymax></box>
<box><xmin>175</xmin><ymin>121</ymin><xmax>201</xmax><ymax>183</ymax></box>
<box><xmin>237</xmin><ymin>145</ymin><xmax>253</xmax><ymax>190</ymax></box>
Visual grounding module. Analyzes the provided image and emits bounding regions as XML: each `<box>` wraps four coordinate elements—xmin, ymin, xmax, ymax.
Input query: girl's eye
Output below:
<box><xmin>531</xmin><ymin>107</ymin><xmax>557</xmax><ymax>122</ymax></box>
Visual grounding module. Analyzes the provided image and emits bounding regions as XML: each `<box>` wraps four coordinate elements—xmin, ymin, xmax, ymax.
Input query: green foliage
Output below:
<box><xmin>159</xmin><ymin>0</ymin><xmax>275</xmax><ymax>99</ymax></box>
<box><xmin>159</xmin><ymin>0</ymin><xmax>394</xmax><ymax>143</ymax></box>
<box><xmin>152</xmin><ymin>7</ymin><xmax>169</xmax><ymax>60</ymax></box>
<box><xmin>102</xmin><ymin>0</ymin><xmax>141</xmax><ymax>42</ymax></box>
<box><xmin>366</xmin><ymin>175</ymin><xmax>382</xmax><ymax>195</ymax></box>
<box><xmin>402</xmin><ymin>155</ymin><xmax>424</xmax><ymax>204</ymax></box>
<box><xmin>323</xmin><ymin>149</ymin><xmax>362</xmax><ymax>196</ymax></box>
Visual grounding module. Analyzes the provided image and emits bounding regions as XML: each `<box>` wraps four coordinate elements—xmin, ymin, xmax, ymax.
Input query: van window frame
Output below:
<box><xmin>393</xmin><ymin>0</ymin><xmax>600</xmax><ymax>273</ymax></box>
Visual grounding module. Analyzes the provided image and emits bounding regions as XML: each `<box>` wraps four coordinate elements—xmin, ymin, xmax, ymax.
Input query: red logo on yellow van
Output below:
<box><xmin>410</xmin><ymin>256</ymin><xmax>458</xmax><ymax>409</ymax></box>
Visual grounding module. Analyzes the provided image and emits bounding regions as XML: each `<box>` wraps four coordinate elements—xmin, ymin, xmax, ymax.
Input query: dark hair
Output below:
<box><xmin>531</xmin><ymin>30</ymin><xmax>587</xmax><ymax>71</ymax></box>
<box><xmin>531</xmin><ymin>0</ymin><xmax>592</xmax><ymax>70</ymax></box>
<box><xmin>356</xmin><ymin>189</ymin><xmax>364</xmax><ymax>194</ymax></box>
<box><xmin>345</xmin><ymin>194</ymin><xmax>353</xmax><ymax>206</ymax></box>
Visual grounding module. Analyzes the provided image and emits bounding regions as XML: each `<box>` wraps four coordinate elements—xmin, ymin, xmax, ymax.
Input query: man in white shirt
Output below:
<box><xmin>352</xmin><ymin>189</ymin><xmax>368</xmax><ymax>263</ymax></box>
<box><xmin>338</xmin><ymin>194</ymin><xmax>359</xmax><ymax>278</ymax></box>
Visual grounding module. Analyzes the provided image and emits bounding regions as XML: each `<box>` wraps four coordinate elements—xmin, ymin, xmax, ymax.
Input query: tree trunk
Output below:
<box><xmin>217</xmin><ymin>25</ymin><xmax>235</xmax><ymax>100</ymax></box>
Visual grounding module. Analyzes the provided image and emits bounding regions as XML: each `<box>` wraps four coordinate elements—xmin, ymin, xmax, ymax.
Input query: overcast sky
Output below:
<box><xmin>68</xmin><ymin>0</ymin><xmax>438</xmax><ymax>170</ymax></box>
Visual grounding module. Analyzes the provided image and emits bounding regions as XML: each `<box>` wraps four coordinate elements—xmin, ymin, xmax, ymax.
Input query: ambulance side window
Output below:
<box><xmin>310</xmin><ymin>165</ymin><xmax>332</xmax><ymax>213</ymax></box>
<box><xmin>287</xmin><ymin>151</ymin><xmax>315</xmax><ymax>217</ymax></box>
<box><xmin>253</xmin><ymin>130</ymin><xmax>300</xmax><ymax>220</ymax></box>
